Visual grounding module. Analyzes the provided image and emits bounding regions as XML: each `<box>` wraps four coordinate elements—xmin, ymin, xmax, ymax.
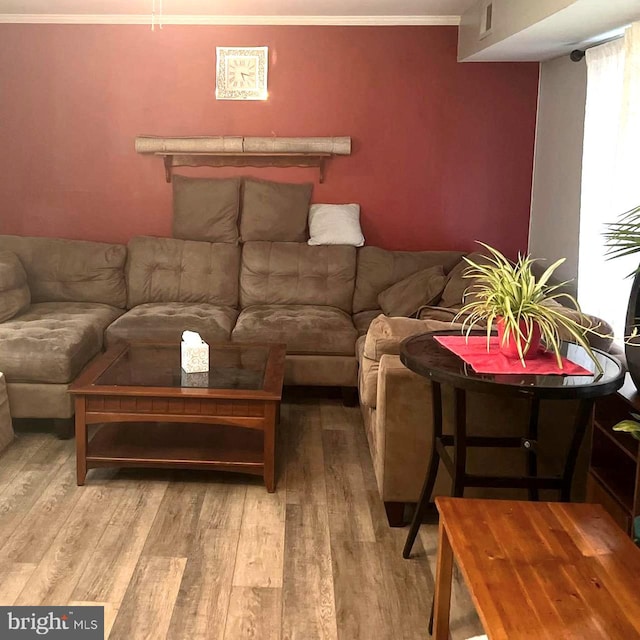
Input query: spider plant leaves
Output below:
<box><xmin>454</xmin><ymin>243</ymin><xmax>606</xmax><ymax>373</ymax></box>
<box><xmin>604</xmin><ymin>204</ymin><xmax>640</xmax><ymax>275</ymax></box>
<box><xmin>536</xmin><ymin>258</ymin><xmax>566</xmax><ymax>289</ymax></box>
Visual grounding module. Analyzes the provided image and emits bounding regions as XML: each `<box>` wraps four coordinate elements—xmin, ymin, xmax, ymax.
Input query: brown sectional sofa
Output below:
<box><xmin>0</xmin><ymin>232</ymin><xmax>610</xmax><ymax>526</ymax></box>
<box><xmin>0</xmin><ymin>233</ymin><xmax>466</xmax><ymax>423</ymax></box>
<box><xmin>0</xmin><ymin>228</ymin><xmax>470</xmax><ymax>419</ymax></box>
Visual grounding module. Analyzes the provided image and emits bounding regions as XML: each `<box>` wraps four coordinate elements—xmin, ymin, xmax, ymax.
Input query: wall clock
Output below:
<box><xmin>216</xmin><ymin>47</ymin><xmax>268</xmax><ymax>101</ymax></box>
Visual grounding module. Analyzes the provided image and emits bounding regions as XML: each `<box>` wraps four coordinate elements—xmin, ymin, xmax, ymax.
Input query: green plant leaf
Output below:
<box><xmin>604</xmin><ymin>204</ymin><xmax>640</xmax><ymax>276</ymax></box>
<box><xmin>456</xmin><ymin>242</ymin><xmax>608</xmax><ymax>373</ymax></box>
<box><xmin>613</xmin><ymin>420</ymin><xmax>640</xmax><ymax>441</ymax></box>
<box><xmin>536</xmin><ymin>258</ymin><xmax>566</xmax><ymax>289</ymax></box>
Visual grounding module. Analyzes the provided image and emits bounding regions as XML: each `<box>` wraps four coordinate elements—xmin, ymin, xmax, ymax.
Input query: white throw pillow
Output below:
<box><xmin>307</xmin><ymin>204</ymin><xmax>365</xmax><ymax>247</ymax></box>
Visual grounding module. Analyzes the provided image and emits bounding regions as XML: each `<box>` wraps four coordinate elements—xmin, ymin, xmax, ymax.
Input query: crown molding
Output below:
<box><xmin>0</xmin><ymin>13</ymin><xmax>460</xmax><ymax>26</ymax></box>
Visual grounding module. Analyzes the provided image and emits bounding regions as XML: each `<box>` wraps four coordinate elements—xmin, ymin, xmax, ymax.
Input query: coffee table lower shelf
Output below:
<box><xmin>85</xmin><ymin>421</ymin><xmax>265</xmax><ymax>478</ymax></box>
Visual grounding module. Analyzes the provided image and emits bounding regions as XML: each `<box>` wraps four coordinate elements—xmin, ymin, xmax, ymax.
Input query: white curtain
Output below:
<box><xmin>578</xmin><ymin>23</ymin><xmax>640</xmax><ymax>340</ymax></box>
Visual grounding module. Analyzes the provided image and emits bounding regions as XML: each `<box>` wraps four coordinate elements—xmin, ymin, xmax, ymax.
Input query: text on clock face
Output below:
<box><xmin>226</xmin><ymin>57</ymin><xmax>259</xmax><ymax>89</ymax></box>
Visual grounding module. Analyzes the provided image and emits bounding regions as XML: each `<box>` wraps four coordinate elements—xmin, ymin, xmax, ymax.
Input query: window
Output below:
<box><xmin>578</xmin><ymin>25</ymin><xmax>640</xmax><ymax>341</ymax></box>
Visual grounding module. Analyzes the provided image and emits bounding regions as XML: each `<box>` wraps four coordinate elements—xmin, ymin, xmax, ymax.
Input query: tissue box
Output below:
<box><xmin>181</xmin><ymin>342</ymin><xmax>209</xmax><ymax>373</ymax></box>
<box><xmin>181</xmin><ymin>371</ymin><xmax>210</xmax><ymax>388</ymax></box>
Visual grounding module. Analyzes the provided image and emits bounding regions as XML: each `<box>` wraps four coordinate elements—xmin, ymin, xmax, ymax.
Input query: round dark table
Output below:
<box><xmin>400</xmin><ymin>330</ymin><xmax>625</xmax><ymax>560</ymax></box>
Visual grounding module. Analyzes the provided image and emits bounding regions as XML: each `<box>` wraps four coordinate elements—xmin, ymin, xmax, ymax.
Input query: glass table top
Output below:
<box><xmin>401</xmin><ymin>330</ymin><xmax>625</xmax><ymax>399</ymax></box>
<box><xmin>95</xmin><ymin>344</ymin><xmax>269</xmax><ymax>391</ymax></box>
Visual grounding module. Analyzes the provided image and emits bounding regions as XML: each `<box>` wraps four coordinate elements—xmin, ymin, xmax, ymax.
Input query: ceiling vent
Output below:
<box><xmin>480</xmin><ymin>1</ymin><xmax>494</xmax><ymax>39</ymax></box>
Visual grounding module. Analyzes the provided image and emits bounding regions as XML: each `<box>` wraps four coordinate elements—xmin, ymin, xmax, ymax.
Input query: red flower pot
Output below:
<box><xmin>496</xmin><ymin>317</ymin><xmax>542</xmax><ymax>360</ymax></box>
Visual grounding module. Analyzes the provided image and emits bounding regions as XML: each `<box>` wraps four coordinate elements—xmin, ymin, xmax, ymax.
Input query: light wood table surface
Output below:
<box><xmin>433</xmin><ymin>497</ymin><xmax>640</xmax><ymax>640</ymax></box>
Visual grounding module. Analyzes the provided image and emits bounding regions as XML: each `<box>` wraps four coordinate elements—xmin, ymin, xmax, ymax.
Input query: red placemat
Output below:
<box><xmin>434</xmin><ymin>335</ymin><xmax>592</xmax><ymax>375</ymax></box>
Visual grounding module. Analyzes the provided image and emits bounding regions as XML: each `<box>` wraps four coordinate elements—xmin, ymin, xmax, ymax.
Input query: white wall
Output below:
<box><xmin>528</xmin><ymin>54</ymin><xmax>587</xmax><ymax>295</ymax></box>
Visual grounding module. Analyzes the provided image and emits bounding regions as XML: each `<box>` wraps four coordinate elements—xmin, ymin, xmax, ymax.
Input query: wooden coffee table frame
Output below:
<box><xmin>69</xmin><ymin>342</ymin><xmax>286</xmax><ymax>492</ymax></box>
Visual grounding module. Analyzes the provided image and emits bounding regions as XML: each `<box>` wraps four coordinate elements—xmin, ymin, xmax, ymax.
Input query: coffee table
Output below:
<box><xmin>433</xmin><ymin>497</ymin><xmax>640</xmax><ymax>639</ymax></box>
<box><xmin>69</xmin><ymin>342</ymin><xmax>286</xmax><ymax>491</ymax></box>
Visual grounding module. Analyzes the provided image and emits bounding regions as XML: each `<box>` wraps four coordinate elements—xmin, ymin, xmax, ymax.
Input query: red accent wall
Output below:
<box><xmin>0</xmin><ymin>25</ymin><xmax>539</xmax><ymax>254</ymax></box>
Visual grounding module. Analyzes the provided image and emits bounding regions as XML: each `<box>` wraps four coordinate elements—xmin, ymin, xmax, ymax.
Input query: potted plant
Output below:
<box><xmin>455</xmin><ymin>242</ymin><xmax>605</xmax><ymax>371</ymax></box>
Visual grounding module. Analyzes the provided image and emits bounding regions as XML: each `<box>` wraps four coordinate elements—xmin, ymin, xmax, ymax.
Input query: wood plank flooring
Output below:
<box><xmin>0</xmin><ymin>393</ymin><xmax>483</xmax><ymax>639</ymax></box>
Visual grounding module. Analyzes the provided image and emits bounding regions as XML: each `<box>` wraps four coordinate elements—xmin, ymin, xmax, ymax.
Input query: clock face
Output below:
<box><xmin>216</xmin><ymin>47</ymin><xmax>268</xmax><ymax>100</ymax></box>
<box><xmin>226</xmin><ymin>57</ymin><xmax>257</xmax><ymax>90</ymax></box>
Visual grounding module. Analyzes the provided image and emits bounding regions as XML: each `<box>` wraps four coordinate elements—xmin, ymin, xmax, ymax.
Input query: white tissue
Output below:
<box><xmin>182</xmin><ymin>330</ymin><xmax>205</xmax><ymax>345</ymax></box>
<box><xmin>181</xmin><ymin>331</ymin><xmax>209</xmax><ymax>373</ymax></box>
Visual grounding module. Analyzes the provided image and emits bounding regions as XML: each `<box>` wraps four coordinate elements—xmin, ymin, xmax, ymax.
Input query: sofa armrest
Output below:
<box><xmin>374</xmin><ymin>354</ymin><xmax>435</xmax><ymax>502</ymax></box>
<box><xmin>371</xmin><ymin>355</ymin><xmax>590</xmax><ymax>504</ymax></box>
<box><xmin>364</xmin><ymin>315</ymin><xmax>463</xmax><ymax>362</ymax></box>
<box><xmin>558</xmin><ymin>310</ymin><xmax>614</xmax><ymax>353</ymax></box>
<box><xmin>416</xmin><ymin>305</ymin><xmax>463</xmax><ymax>323</ymax></box>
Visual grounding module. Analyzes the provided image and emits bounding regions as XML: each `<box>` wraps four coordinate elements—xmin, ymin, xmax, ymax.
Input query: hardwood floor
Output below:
<box><xmin>0</xmin><ymin>393</ymin><xmax>483</xmax><ymax>640</ymax></box>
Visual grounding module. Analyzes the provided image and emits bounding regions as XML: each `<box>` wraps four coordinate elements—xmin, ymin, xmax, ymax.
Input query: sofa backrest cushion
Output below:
<box><xmin>377</xmin><ymin>265</ymin><xmax>447</xmax><ymax>317</ymax></box>
<box><xmin>353</xmin><ymin>247</ymin><xmax>465</xmax><ymax>314</ymax></box>
<box><xmin>240</xmin><ymin>178</ymin><xmax>313</xmax><ymax>242</ymax></box>
<box><xmin>240</xmin><ymin>241</ymin><xmax>356</xmax><ymax>313</ymax></box>
<box><xmin>0</xmin><ymin>235</ymin><xmax>127</xmax><ymax>308</ymax></box>
<box><xmin>0</xmin><ymin>251</ymin><xmax>30</xmax><ymax>322</ymax></box>
<box><xmin>439</xmin><ymin>251</ymin><xmax>491</xmax><ymax>308</ymax></box>
<box><xmin>126</xmin><ymin>236</ymin><xmax>240</xmax><ymax>308</ymax></box>
<box><xmin>172</xmin><ymin>175</ymin><xmax>240</xmax><ymax>244</ymax></box>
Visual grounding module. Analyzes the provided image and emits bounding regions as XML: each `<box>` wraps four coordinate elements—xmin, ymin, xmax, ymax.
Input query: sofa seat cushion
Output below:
<box><xmin>105</xmin><ymin>303</ymin><xmax>238</xmax><ymax>347</ymax></box>
<box><xmin>0</xmin><ymin>302</ymin><xmax>123</xmax><ymax>384</ymax></box>
<box><xmin>233</xmin><ymin>305</ymin><xmax>357</xmax><ymax>356</ymax></box>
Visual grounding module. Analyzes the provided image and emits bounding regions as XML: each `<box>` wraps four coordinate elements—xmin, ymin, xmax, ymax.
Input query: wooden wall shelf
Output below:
<box><xmin>159</xmin><ymin>152</ymin><xmax>332</xmax><ymax>183</ymax></box>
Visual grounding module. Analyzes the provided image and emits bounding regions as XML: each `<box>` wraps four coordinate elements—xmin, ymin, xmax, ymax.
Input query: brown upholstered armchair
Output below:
<box><xmin>357</xmin><ymin>315</ymin><xmax>598</xmax><ymax>527</ymax></box>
